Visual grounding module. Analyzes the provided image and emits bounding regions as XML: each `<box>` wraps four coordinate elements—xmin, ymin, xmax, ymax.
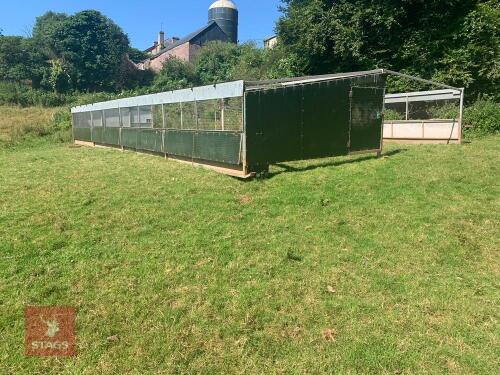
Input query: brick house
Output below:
<box><xmin>138</xmin><ymin>0</ymin><xmax>238</xmax><ymax>72</ymax></box>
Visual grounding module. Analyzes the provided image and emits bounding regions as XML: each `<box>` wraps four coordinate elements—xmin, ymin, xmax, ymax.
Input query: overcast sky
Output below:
<box><xmin>0</xmin><ymin>0</ymin><xmax>282</xmax><ymax>49</ymax></box>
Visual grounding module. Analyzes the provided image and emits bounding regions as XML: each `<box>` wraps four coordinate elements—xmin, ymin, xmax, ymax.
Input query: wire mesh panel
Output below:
<box><xmin>222</xmin><ymin>97</ymin><xmax>243</xmax><ymax>131</ymax></box>
<box><xmin>152</xmin><ymin>105</ymin><xmax>164</xmax><ymax>129</ymax></box>
<box><xmin>92</xmin><ymin>111</ymin><xmax>103</xmax><ymax>127</ymax></box>
<box><xmin>71</xmin><ymin>80</ymin><xmax>246</xmax><ymax>170</ymax></box>
<box><xmin>182</xmin><ymin>102</ymin><xmax>197</xmax><ymax>130</ymax></box>
<box><xmin>131</xmin><ymin>107</ymin><xmax>140</xmax><ymax>128</ymax></box>
<box><xmin>197</xmin><ymin>99</ymin><xmax>222</xmax><ymax>130</ymax></box>
<box><xmin>73</xmin><ymin>112</ymin><xmax>92</xmax><ymax>141</ymax></box>
<box><xmin>121</xmin><ymin>107</ymin><xmax>132</xmax><ymax>127</ymax></box>
<box><xmin>73</xmin><ymin>112</ymin><xmax>91</xmax><ymax>128</ymax></box>
<box><xmin>385</xmin><ymin>92</ymin><xmax>461</xmax><ymax>121</ymax></box>
<box><xmin>104</xmin><ymin>108</ymin><xmax>120</xmax><ymax>128</ymax></box>
<box><xmin>383</xmin><ymin>89</ymin><xmax>463</xmax><ymax>143</ymax></box>
<box><xmin>139</xmin><ymin>106</ymin><xmax>153</xmax><ymax>128</ymax></box>
<box><xmin>408</xmin><ymin>100</ymin><xmax>459</xmax><ymax>120</ymax></box>
<box><xmin>165</xmin><ymin>103</ymin><xmax>182</xmax><ymax>129</ymax></box>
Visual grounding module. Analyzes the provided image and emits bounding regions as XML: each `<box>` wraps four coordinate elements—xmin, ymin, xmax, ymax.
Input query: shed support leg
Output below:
<box><xmin>254</xmin><ymin>164</ymin><xmax>270</xmax><ymax>179</ymax></box>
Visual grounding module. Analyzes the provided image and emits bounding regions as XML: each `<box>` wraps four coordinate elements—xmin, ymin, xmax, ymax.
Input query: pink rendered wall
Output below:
<box><xmin>149</xmin><ymin>42</ymin><xmax>192</xmax><ymax>72</ymax></box>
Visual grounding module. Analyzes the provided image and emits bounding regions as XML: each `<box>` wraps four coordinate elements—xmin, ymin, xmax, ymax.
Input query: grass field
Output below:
<box><xmin>0</xmin><ymin>106</ymin><xmax>61</xmax><ymax>144</ymax></box>
<box><xmin>0</xmin><ymin>133</ymin><xmax>499</xmax><ymax>374</ymax></box>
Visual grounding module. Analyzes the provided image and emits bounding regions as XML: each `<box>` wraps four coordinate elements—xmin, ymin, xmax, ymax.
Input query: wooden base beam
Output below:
<box><xmin>73</xmin><ymin>140</ymin><xmax>253</xmax><ymax>179</ymax></box>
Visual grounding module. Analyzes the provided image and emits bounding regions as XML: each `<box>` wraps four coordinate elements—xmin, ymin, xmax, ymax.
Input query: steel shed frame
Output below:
<box><xmin>71</xmin><ymin>69</ymin><xmax>390</xmax><ymax>178</ymax></box>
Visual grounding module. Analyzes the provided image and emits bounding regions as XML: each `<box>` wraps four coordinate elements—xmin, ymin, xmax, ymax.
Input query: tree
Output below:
<box><xmin>127</xmin><ymin>47</ymin><xmax>148</xmax><ymax>64</ymax></box>
<box><xmin>153</xmin><ymin>57</ymin><xmax>199</xmax><ymax>91</ymax></box>
<box><xmin>48</xmin><ymin>59</ymin><xmax>71</xmax><ymax>93</ymax></box>
<box><xmin>433</xmin><ymin>0</ymin><xmax>499</xmax><ymax>99</ymax></box>
<box><xmin>32</xmin><ymin>11</ymin><xmax>68</xmax><ymax>58</ymax></box>
<box><xmin>0</xmin><ymin>36</ymin><xmax>48</xmax><ymax>87</ymax></box>
<box><xmin>194</xmin><ymin>41</ymin><xmax>240</xmax><ymax>84</ymax></box>
<box><xmin>276</xmin><ymin>0</ymin><xmax>496</xmax><ymax>97</ymax></box>
<box><xmin>51</xmin><ymin>10</ymin><xmax>130</xmax><ymax>91</ymax></box>
<box><xmin>230</xmin><ymin>42</ymin><xmax>267</xmax><ymax>81</ymax></box>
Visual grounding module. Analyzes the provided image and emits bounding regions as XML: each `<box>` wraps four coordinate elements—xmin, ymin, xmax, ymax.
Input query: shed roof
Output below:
<box><xmin>245</xmin><ymin>69</ymin><xmax>386</xmax><ymax>90</ymax></box>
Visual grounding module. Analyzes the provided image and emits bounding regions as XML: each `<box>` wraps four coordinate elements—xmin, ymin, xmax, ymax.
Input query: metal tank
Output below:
<box><xmin>208</xmin><ymin>0</ymin><xmax>238</xmax><ymax>43</ymax></box>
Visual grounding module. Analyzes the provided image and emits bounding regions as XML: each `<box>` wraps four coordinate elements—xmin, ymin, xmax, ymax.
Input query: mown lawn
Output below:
<box><xmin>0</xmin><ymin>136</ymin><xmax>499</xmax><ymax>374</ymax></box>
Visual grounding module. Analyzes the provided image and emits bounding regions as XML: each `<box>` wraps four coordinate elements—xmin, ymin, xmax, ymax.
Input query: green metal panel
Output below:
<box><xmin>194</xmin><ymin>132</ymin><xmax>241</xmax><ymax>165</ymax></box>
<box><xmin>137</xmin><ymin>129</ymin><xmax>163</xmax><ymax>153</ymax></box>
<box><xmin>165</xmin><ymin>130</ymin><xmax>194</xmax><ymax>158</ymax></box>
<box><xmin>121</xmin><ymin>128</ymin><xmax>138</xmax><ymax>149</ymax></box>
<box><xmin>245</xmin><ymin>73</ymin><xmax>386</xmax><ymax>170</ymax></box>
<box><xmin>103</xmin><ymin>128</ymin><xmax>120</xmax><ymax>146</ymax></box>
<box><xmin>73</xmin><ymin>128</ymin><xmax>91</xmax><ymax>142</ymax></box>
<box><xmin>349</xmin><ymin>87</ymin><xmax>385</xmax><ymax>152</ymax></box>
<box><xmin>92</xmin><ymin>127</ymin><xmax>104</xmax><ymax>144</ymax></box>
<box><xmin>245</xmin><ymin>86</ymin><xmax>302</xmax><ymax>167</ymax></box>
<box><xmin>302</xmin><ymin>80</ymin><xmax>350</xmax><ymax>158</ymax></box>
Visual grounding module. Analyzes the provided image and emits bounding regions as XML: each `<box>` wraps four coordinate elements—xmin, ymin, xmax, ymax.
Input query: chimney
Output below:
<box><xmin>158</xmin><ymin>31</ymin><xmax>165</xmax><ymax>49</ymax></box>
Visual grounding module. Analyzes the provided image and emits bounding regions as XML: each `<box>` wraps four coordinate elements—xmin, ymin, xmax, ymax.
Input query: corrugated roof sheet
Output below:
<box><xmin>245</xmin><ymin>69</ymin><xmax>387</xmax><ymax>90</ymax></box>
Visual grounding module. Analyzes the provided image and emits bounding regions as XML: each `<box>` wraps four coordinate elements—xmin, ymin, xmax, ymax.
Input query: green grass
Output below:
<box><xmin>0</xmin><ymin>136</ymin><xmax>499</xmax><ymax>374</ymax></box>
<box><xmin>0</xmin><ymin>106</ymin><xmax>63</xmax><ymax>145</ymax></box>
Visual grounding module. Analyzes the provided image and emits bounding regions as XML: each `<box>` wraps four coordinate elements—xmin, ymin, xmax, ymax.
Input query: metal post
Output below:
<box><xmin>214</xmin><ymin>101</ymin><xmax>217</xmax><ymax>130</ymax></box>
<box><xmin>118</xmin><ymin>106</ymin><xmax>123</xmax><ymax>149</ymax></box>
<box><xmin>161</xmin><ymin>104</ymin><xmax>166</xmax><ymax>128</ymax></box>
<box><xmin>405</xmin><ymin>95</ymin><xmax>409</xmax><ymax>121</ymax></box>
<box><xmin>71</xmin><ymin>113</ymin><xmax>75</xmax><ymax>143</ymax></box>
<box><xmin>195</xmin><ymin>100</ymin><xmax>199</xmax><ymax>130</ymax></box>
<box><xmin>242</xmin><ymin>94</ymin><xmax>247</xmax><ymax>173</ymax></box>
<box><xmin>221</xmin><ymin>99</ymin><xmax>225</xmax><ymax>131</ymax></box>
<box><xmin>458</xmin><ymin>88</ymin><xmax>465</xmax><ymax>144</ymax></box>
<box><xmin>180</xmin><ymin>102</ymin><xmax>183</xmax><ymax>130</ymax></box>
<box><xmin>90</xmin><ymin>111</ymin><xmax>93</xmax><ymax>143</ymax></box>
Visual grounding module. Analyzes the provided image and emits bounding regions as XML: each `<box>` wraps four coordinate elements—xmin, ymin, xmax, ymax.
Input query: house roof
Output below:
<box><xmin>148</xmin><ymin>22</ymin><xmax>220</xmax><ymax>60</ymax></box>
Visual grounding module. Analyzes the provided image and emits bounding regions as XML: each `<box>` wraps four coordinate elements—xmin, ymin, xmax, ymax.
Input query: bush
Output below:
<box><xmin>384</xmin><ymin>109</ymin><xmax>404</xmax><ymax>121</ymax></box>
<box><xmin>51</xmin><ymin>108</ymin><xmax>71</xmax><ymax>131</ymax></box>
<box><xmin>428</xmin><ymin>103</ymin><xmax>460</xmax><ymax>120</ymax></box>
<box><xmin>464</xmin><ymin>99</ymin><xmax>500</xmax><ymax>136</ymax></box>
<box><xmin>0</xmin><ymin>81</ymin><xmax>70</xmax><ymax>107</ymax></box>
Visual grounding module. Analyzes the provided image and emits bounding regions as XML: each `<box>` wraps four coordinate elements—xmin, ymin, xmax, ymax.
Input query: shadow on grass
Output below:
<box><xmin>267</xmin><ymin>149</ymin><xmax>406</xmax><ymax>178</ymax></box>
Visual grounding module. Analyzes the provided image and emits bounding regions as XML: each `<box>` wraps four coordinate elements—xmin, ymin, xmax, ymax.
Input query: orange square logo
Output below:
<box><xmin>25</xmin><ymin>306</ymin><xmax>76</xmax><ymax>356</ymax></box>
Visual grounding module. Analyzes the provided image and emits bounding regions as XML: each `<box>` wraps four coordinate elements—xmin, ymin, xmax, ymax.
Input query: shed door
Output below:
<box><xmin>349</xmin><ymin>87</ymin><xmax>385</xmax><ymax>152</ymax></box>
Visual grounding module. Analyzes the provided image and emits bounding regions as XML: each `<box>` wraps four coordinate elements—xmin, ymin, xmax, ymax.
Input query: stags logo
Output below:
<box><xmin>25</xmin><ymin>306</ymin><xmax>76</xmax><ymax>356</ymax></box>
